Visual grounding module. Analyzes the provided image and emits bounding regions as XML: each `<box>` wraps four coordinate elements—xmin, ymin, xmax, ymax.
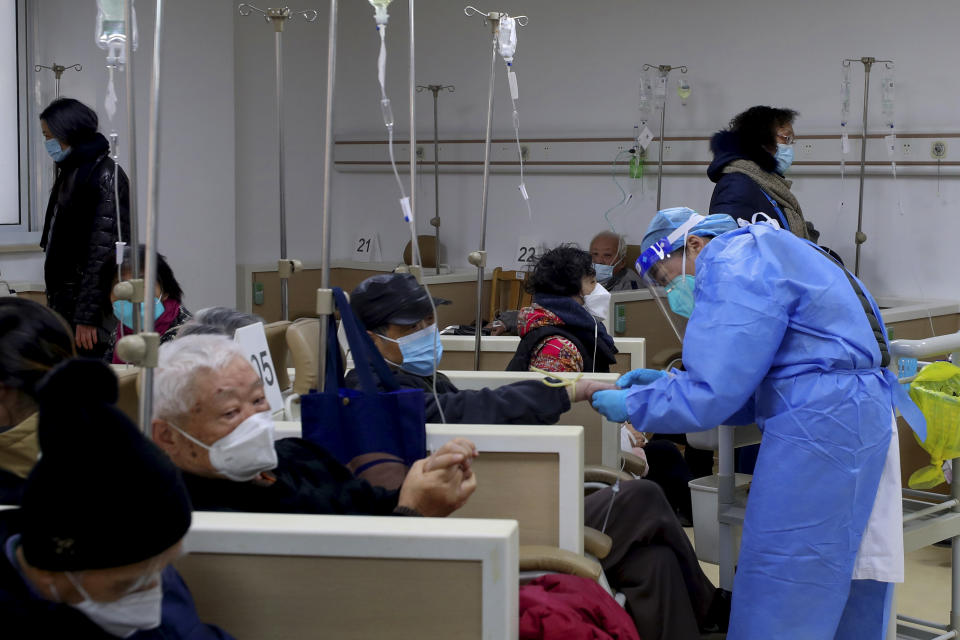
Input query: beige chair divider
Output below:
<box><xmin>111</xmin><ymin>365</ymin><xmax>140</xmax><ymax>425</ymax></box>
<box><xmin>441</xmin><ymin>371</ymin><xmax>621</xmax><ymax>468</ymax></box>
<box><xmin>438</xmin><ymin>335</ymin><xmax>645</xmax><ymax>374</ymax></box>
<box><xmin>263</xmin><ymin>320</ymin><xmax>292</xmax><ymax>391</ymax></box>
<box><xmin>287</xmin><ymin>317</ymin><xmax>320</xmax><ymax>395</ymax></box>
<box><xmin>177</xmin><ymin>512</ymin><xmax>519</xmax><ymax>640</ymax></box>
<box><xmin>272</xmin><ymin>422</ymin><xmax>585</xmax><ymax>554</ymax></box>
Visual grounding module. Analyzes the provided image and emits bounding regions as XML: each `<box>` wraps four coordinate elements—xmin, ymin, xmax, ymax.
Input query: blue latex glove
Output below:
<box><xmin>591</xmin><ymin>389</ymin><xmax>631</xmax><ymax>422</ymax></box>
<box><xmin>617</xmin><ymin>368</ymin><xmax>667</xmax><ymax>388</ymax></box>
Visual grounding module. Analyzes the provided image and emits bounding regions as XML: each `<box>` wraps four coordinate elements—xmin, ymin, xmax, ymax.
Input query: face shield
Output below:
<box><xmin>635</xmin><ymin>213</ymin><xmax>705</xmax><ymax>345</ymax></box>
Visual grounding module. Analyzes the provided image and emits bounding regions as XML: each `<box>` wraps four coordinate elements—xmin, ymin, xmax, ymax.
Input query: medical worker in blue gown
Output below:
<box><xmin>591</xmin><ymin>208</ymin><xmax>926</xmax><ymax>640</ymax></box>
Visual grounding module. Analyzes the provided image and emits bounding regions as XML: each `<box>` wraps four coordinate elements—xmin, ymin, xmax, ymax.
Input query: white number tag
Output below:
<box><xmin>516</xmin><ymin>237</ymin><xmax>541</xmax><ymax>268</ymax></box>
<box><xmin>234</xmin><ymin>322</ymin><xmax>284</xmax><ymax>413</ymax></box>
<box><xmin>352</xmin><ymin>232</ymin><xmax>380</xmax><ymax>263</ymax></box>
<box><xmin>637</xmin><ymin>126</ymin><xmax>654</xmax><ymax>151</ymax></box>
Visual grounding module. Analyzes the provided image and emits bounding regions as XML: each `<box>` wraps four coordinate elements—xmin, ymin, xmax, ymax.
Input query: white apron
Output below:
<box><xmin>852</xmin><ymin>413</ymin><xmax>904</xmax><ymax>583</ymax></box>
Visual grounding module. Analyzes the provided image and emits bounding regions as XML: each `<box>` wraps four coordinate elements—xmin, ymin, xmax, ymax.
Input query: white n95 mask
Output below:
<box><xmin>63</xmin><ymin>571</ymin><xmax>164</xmax><ymax>638</ymax></box>
<box><xmin>583</xmin><ymin>282</ymin><xmax>611</xmax><ymax>323</ymax></box>
<box><xmin>171</xmin><ymin>411</ymin><xmax>278</xmax><ymax>481</ymax></box>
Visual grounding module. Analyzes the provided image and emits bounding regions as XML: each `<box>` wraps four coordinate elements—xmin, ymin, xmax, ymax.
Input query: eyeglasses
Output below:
<box><xmin>776</xmin><ymin>131</ymin><xmax>795</xmax><ymax>145</ymax></box>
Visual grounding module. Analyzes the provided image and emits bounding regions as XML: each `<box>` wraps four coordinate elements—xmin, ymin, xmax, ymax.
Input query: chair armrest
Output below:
<box><xmin>519</xmin><ymin>545</ymin><xmax>603</xmax><ymax>582</ymax></box>
<box><xmin>620</xmin><ymin>451</ymin><xmax>648</xmax><ymax>478</ymax></box>
<box><xmin>584</xmin><ymin>465</ymin><xmax>631</xmax><ymax>485</ymax></box>
<box><xmin>582</xmin><ymin>526</ymin><xmax>613</xmax><ymax>561</ymax></box>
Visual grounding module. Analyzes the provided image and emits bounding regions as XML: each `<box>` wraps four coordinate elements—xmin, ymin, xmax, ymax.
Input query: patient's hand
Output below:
<box><xmin>573</xmin><ymin>380</ymin><xmax>619</xmax><ymax>403</ymax></box>
<box><xmin>398</xmin><ymin>455</ymin><xmax>478</xmax><ymax>517</ymax></box>
<box><xmin>425</xmin><ymin>437</ymin><xmax>478</xmax><ymax>476</ymax></box>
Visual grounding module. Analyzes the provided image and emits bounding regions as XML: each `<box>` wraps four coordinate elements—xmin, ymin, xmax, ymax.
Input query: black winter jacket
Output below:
<box><xmin>344</xmin><ymin>367</ymin><xmax>572</xmax><ymax>425</ymax></box>
<box><xmin>706</xmin><ymin>130</ymin><xmax>783</xmax><ymax>226</ymax></box>
<box><xmin>41</xmin><ymin>133</ymin><xmax>130</xmax><ymax>328</ymax></box>
<box><xmin>182</xmin><ymin>438</ymin><xmax>400</xmax><ymax>515</ymax></box>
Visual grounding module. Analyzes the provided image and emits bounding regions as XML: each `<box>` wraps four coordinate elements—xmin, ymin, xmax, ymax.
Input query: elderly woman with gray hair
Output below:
<box><xmin>175</xmin><ymin>307</ymin><xmax>263</xmax><ymax>339</ymax></box>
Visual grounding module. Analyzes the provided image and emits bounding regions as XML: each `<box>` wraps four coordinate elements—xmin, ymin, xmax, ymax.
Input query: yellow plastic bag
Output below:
<box><xmin>907</xmin><ymin>361</ymin><xmax>960</xmax><ymax>489</ymax></box>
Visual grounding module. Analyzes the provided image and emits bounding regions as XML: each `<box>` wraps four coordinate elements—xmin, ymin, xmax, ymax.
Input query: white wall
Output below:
<box><xmin>1</xmin><ymin>0</ymin><xmax>237</xmax><ymax>309</ymax></box>
<box><xmin>235</xmin><ymin>0</ymin><xmax>960</xmax><ymax>301</ymax></box>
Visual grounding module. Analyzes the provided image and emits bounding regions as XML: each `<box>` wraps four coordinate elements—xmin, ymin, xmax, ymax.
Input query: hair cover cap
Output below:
<box><xmin>640</xmin><ymin>208</ymin><xmax>739</xmax><ymax>253</ymax></box>
<box><xmin>19</xmin><ymin>359</ymin><xmax>192</xmax><ymax>571</ymax></box>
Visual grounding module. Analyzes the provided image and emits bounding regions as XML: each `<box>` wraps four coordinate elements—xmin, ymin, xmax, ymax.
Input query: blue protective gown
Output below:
<box><xmin>624</xmin><ymin>224</ymin><xmax>909</xmax><ymax>640</ymax></box>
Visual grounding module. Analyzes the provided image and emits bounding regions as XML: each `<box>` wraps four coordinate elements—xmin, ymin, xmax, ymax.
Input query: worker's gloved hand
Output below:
<box><xmin>617</xmin><ymin>368</ymin><xmax>667</xmax><ymax>388</ymax></box>
<box><xmin>591</xmin><ymin>389</ymin><xmax>631</xmax><ymax>423</ymax></box>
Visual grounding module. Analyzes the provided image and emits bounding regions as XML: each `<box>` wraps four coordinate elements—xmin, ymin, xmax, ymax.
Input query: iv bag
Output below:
<box><xmin>638</xmin><ymin>74</ymin><xmax>652</xmax><ymax>124</ymax></box>
<box><xmin>497</xmin><ymin>15</ymin><xmax>517</xmax><ymax>65</ymax></box>
<box><xmin>368</xmin><ymin>0</ymin><xmax>393</xmax><ymax>25</ymax></box>
<box><xmin>881</xmin><ymin>66</ymin><xmax>895</xmax><ymax>129</ymax></box>
<box><xmin>841</xmin><ymin>64</ymin><xmax>852</xmax><ymax>126</ymax></box>
<box><xmin>96</xmin><ymin>0</ymin><xmax>137</xmax><ymax>66</ymax></box>
<box><xmin>677</xmin><ymin>78</ymin><xmax>691</xmax><ymax>105</ymax></box>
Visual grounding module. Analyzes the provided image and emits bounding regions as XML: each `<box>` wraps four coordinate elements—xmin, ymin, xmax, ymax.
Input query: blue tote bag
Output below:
<box><xmin>300</xmin><ymin>288</ymin><xmax>426</xmax><ymax>490</ymax></box>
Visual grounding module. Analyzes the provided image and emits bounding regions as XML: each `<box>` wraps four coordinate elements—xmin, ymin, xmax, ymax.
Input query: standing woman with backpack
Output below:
<box><xmin>39</xmin><ymin>98</ymin><xmax>130</xmax><ymax>358</ymax></box>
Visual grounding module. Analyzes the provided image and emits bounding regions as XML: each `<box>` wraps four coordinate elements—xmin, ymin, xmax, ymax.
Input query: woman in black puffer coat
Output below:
<box><xmin>39</xmin><ymin>98</ymin><xmax>130</xmax><ymax>358</ymax></box>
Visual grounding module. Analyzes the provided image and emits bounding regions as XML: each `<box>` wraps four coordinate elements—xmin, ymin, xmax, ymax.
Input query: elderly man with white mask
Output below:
<box><xmin>151</xmin><ymin>335</ymin><xmax>477</xmax><ymax>517</ymax></box>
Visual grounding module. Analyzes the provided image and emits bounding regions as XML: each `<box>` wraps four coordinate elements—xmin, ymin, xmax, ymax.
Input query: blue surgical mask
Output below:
<box><xmin>666</xmin><ymin>275</ymin><xmax>696</xmax><ymax>318</ymax></box>
<box><xmin>593</xmin><ymin>263</ymin><xmax>615</xmax><ymax>284</ymax></box>
<box><xmin>113</xmin><ymin>298</ymin><xmax>165</xmax><ymax>329</ymax></box>
<box><xmin>378</xmin><ymin>323</ymin><xmax>444</xmax><ymax>376</ymax></box>
<box><xmin>775</xmin><ymin>143</ymin><xmax>794</xmax><ymax>174</ymax></box>
<box><xmin>44</xmin><ymin>137</ymin><xmax>71</xmax><ymax>163</ymax></box>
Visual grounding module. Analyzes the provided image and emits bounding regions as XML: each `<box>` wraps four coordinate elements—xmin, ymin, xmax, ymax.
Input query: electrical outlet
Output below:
<box><xmin>616</xmin><ymin>144</ymin><xmax>627</xmax><ymax>152</ymax></box>
<box><xmin>663</xmin><ymin>144</ymin><xmax>672</xmax><ymax>155</ymax></box>
<box><xmin>800</xmin><ymin>142</ymin><xmax>814</xmax><ymax>156</ymax></box>
<box><xmin>901</xmin><ymin>142</ymin><xmax>912</xmax><ymax>157</ymax></box>
<box><xmin>932</xmin><ymin>140</ymin><xmax>948</xmax><ymax>159</ymax></box>
<box><xmin>415</xmin><ymin>146</ymin><xmax>424</xmax><ymax>160</ymax></box>
<box><xmin>520</xmin><ymin>145</ymin><xmax>529</xmax><ymax>161</ymax></box>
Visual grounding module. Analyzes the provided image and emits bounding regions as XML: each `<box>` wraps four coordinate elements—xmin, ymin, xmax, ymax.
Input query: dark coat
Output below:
<box><xmin>0</xmin><ymin>510</ymin><xmax>232</xmax><ymax>639</ymax></box>
<box><xmin>181</xmin><ymin>438</ymin><xmax>400</xmax><ymax>515</ymax></box>
<box><xmin>41</xmin><ymin>133</ymin><xmax>130</xmax><ymax>329</ymax></box>
<box><xmin>706</xmin><ymin>130</ymin><xmax>783</xmax><ymax>226</ymax></box>
<box><xmin>344</xmin><ymin>367</ymin><xmax>572</xmax><ymax>425</ymax></box>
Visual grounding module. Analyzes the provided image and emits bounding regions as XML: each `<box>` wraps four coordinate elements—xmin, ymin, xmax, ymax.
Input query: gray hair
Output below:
<box><xmin>589</xmin><ymin>230</ymin><xmax>627</xmax><ymax>261</ymax></box>
<box><xmin>175</xmin><ymin>306</ymin><xmax>263</xmax><ymax>339</ymax></box>
<box><xmin>153</xmin><ymin>334</ymin><xmax>248</xmax><ymax>422</ymax></box>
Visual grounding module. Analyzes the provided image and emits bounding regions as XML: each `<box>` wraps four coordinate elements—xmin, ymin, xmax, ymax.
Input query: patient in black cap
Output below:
<box><xmin>0</xmin><ymin>359</ymin><xmax>231</xmax><ymax>639</ymax></box>
<box><xmin>347</xmin><ymin>273</ymin><xmax>614</xmax><ymax>423</ymax></box>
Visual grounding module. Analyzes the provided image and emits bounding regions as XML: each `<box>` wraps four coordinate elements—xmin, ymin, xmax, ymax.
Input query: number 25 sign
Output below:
<box><xmin>234</xmin><ymin>322</ymin><xmax>284</xmax><ymax>413</ymax></box>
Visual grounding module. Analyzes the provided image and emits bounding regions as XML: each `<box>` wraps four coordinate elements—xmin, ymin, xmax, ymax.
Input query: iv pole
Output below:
<box><xmin>115</xmin><ymin>0</ymin><xmax>163</xmax><ymax>432</ymax></box>
<box><xmin>124</xmin><ymin>0</ymin><xmax>141</xmax><ymax>334</ymax></box>
<box><xmin>464</xmin><ymin>6</ymin><xmax>528</xmax><ymax>371</ymax></box>
<box><xmin>642</xmin><ymin>63</ymin><xmax>687</xmax><ymax>211</ymax></box>
<box><xmin>416</xmin><ymin>83</ymin><xmax>455</xmax><ymax>275</ymax></box>
<box><xmin>316</xmin><ymin>0</ymin><xmax>338</xmax><ymax>392</ymax></box>
<box><xmin>844</xmin><ymin>56</ymin><xmax>893</xmax><ymax>277</ymax></box>
<box><xmin>34</xmin><ymin>63</ymin><xmax>82</xmax><ymax>98</ymax></box>
<box><xmin>238</xmin><ymin>4</ymin><xmax>319</xmax><ymax>321</ymax></box>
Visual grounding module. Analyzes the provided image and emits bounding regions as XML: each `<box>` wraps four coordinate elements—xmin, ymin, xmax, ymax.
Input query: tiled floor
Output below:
<box><xmin>687</xmin><ymin>530</ymin><xmax>954</xmax><ymax>626</ymax></box>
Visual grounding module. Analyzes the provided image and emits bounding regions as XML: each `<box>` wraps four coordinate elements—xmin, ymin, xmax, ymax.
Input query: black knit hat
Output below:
<box><xmin>350</xmin><ymin>273</ymin><xmax>448</xmax><ymax>330</ymax></box>
<box><xmin>19</xmin><ymin>360</ymin><xmax>192</xmax><ymax>571</ymax></box>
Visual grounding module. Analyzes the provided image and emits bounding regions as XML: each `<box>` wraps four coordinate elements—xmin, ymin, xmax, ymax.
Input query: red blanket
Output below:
<box><xmin>519</xmin><ymin>574</ymin><xmax>641</xmax><ymax>640</ymax></box>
